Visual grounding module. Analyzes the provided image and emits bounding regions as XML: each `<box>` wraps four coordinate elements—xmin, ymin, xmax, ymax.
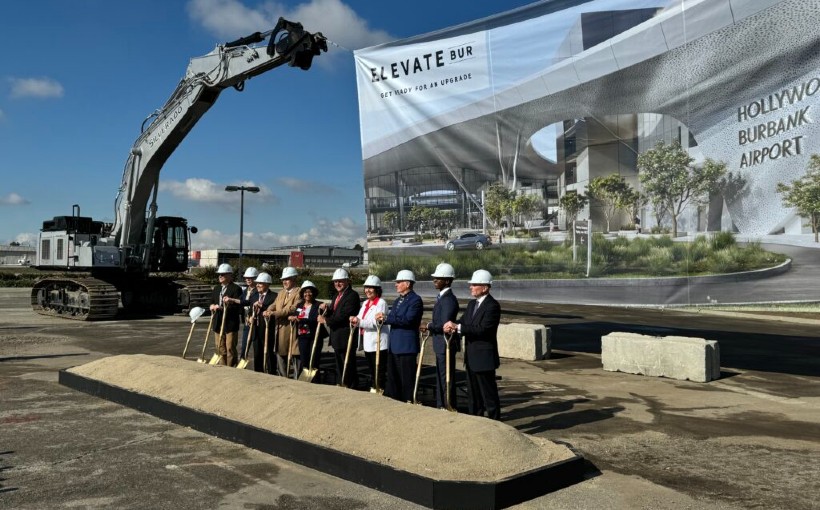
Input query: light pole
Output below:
<box><xmin>225</xmin><ymin>185</ymin><xmax>260</xmax><ymax>259</ymax></box>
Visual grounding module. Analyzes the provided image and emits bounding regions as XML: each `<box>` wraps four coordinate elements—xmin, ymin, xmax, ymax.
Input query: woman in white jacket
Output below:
<box><xmin>350</xmin><ymin>275</ymin><xmax>389</xmax><ymax>392</ymax></box>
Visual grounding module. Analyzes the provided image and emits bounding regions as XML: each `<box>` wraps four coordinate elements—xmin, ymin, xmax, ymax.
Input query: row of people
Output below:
<box><xmin>207</xmin><ymin>263</ymin><xmax>502</xmax><ymax>419</ymax></box>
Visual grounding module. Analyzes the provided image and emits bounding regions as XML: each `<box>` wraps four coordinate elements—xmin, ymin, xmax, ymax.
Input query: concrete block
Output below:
<box><xmin>497</xmin><ymin>323</ymin><xmax>551</xmax><ymax>361</ymax></box>
<box><xmin>601</xmin><ymin>332</ymin><xmax>720</xmax><ymax>382</ymax></box>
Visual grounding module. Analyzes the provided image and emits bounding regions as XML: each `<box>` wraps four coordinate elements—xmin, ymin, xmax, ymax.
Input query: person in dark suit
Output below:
<box><xmin>420</xmin><ymin>263</ymin><xmax>460</xmax><ymax>410</ymax></box>
<box><xmin>209</xmin><ymin>263</ymin><xmax>243</xmax><ymax>367</ymax></box>
<box><xmin>319</xmin><ymin>268</ymin><xmax>361</xmax><ymax>388</ymax></box>
<box><xmin>377</xmin><ymin>269</ymin><xmax>423</xmax><ymax>403</ymax></box>
<box><xmin>249</xmin><ymin>272</ymin><xmax>277</xmax><ymax>373</ymax></box>
<box><xmin>444</xmin><ymin>269</ymin><xmax>501</xmax><ymax>420</ymax></box>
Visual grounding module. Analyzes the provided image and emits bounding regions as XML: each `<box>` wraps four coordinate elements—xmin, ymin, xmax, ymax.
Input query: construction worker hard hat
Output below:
<box><xmin>431</xmin><ymin>262</ymin><xmax>455</xmax><ymax>279</ymax></box>
<box><xmin>254</xmin><ymin>272</ymin><xmax>273</xmax><ymax>284</ymax></box>
<box><xmin>217</xmin><ymin>263</ymin><xmax>234</xmax><ymax>274</ymax></box>
<box><xmin>468</xmin><ymin>269</ymin><xmax>493</xmax><ymax>285</ymax></box>
<box><xmin>395</xmin><ymin>269</ymin><xmax>415</xmax><ymax>282</ymax></box>
<box><xmin>363</xmin><ymin>275</ymin><xmax>382</xmax><ymax>287</ymax></box>
<box><xmin>281</xmin><ymin>267</ymin><xmax>299</xmax><ymax>279</ymax></box>
<box><xmin>332</xmin><ymin>268</ymin><xmax>350</xmax><ymax>281</ymax></box>
<box><xmin>243</xmin><ymin>267</ymin><xmax>259</xmax><ymax>279</ymax></box>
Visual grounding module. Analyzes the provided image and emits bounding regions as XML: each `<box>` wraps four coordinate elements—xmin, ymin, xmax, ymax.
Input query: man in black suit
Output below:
<box><xmin>209</xmin><ymin>263</ymin><xmax>244</xmax><ymax>367</ymax></box>
<box><xmin>319</xmin><ymin>268</ymin><xmax>361</xmax><ymax>388</ymax></box>
<box><xmin>444</xmin><ymin>269</ymin><xmax>501</xmax><ymax>420</ymax></box>
<box><xmin>421</xmin><ymin>262</ymin><xmax>460</xmax><ymax>410</ymax></box>
<box><xmin>248</xmin><ymin>272</ymin><xmax>277</xmax><ymax>373</ymax></box>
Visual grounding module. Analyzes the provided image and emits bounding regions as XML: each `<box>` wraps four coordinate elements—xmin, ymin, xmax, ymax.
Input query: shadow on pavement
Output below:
<box><xmin>0</xmin><ymin>353</ymin><xmax>88</xmax><ymax>363</ymax></box>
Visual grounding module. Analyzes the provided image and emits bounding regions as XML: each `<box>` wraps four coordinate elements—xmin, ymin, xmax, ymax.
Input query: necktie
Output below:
<box><xmin>334</xmin><ymin>291</ymin><xmax>343</xmax><ymax>309</ymax></box>
<box><xmin>472</xmin><ymin>301</ymin><xmax>479</xmax><ymax>317</ymax></box>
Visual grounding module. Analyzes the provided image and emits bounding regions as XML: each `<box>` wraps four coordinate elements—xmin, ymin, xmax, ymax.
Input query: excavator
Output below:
<box><xmin>31</xmin><ymin>18</ymin><xmax>327</xmax><ymax>320</ymax></box>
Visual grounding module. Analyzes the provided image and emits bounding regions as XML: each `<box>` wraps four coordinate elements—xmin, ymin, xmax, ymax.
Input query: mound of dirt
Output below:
<box><xmin>69</xmin><ymin>354</ymin><xmax>576</xmax><ymax>481</ymax></box>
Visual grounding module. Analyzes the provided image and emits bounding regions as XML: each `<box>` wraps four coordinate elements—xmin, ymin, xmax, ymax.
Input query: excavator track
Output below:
<box><xmin>31</xmin><ymin>277</ymin><xmax>120</xmax><ymax>321</ymax></box>
<box><xmin>174</xmin><ymin>278</ymin><xmax>212</xmax><ymax>314</ymax></box>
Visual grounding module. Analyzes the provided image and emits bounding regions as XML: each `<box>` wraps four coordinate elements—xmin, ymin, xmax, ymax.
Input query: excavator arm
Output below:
<box><xmin>110</xmin><ymin>18</ymin><xmax>327</xmax><ymax>269</ymax></box>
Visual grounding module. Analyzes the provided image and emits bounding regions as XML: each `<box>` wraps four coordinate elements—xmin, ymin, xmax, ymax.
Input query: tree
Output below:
<box><xmin>382</xmin><ymin>211</ymin><xmax>398</xmax><ymax>233</ymax></box>
<box><xmin>484</xmin><ymin>182</ymin><xmax>515</xmax><ymax>230</ymax></box>
<box><xmin>513</xmin><ymin>193</ymin><xmax>543</xmax><ymax>230</ymax></box>
<box><xmin>777</xmin><ymin>154</ymin><xmax>820</xmax><ymax>242</ymax></box>
<box><xmin>623</xmin><ymin>188</ymin><xmax>647</xmax><ymax>228</ymax></box>
<box><xmin>406</xmin><ymin>205</ymin><xmax>432</xmax><ymax>234</ymax></box>
<box><xmin>587</xmin><ymin>174</ymin><xmax>631</xmax><ymax>232</ymax></box>
<box><xmin>559</xmin><ymin>191</ymin><xmax>588</xmax><ymax>229</ymax></box>
<box><xmin>637</xmin><ymin>142</ymin><xmax>726</xmax><ymax>237</ymax></box>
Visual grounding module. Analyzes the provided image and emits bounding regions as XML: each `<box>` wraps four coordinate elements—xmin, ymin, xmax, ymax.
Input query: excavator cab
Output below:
<box><xmin>149</xmin><ymin>217</ymin><xmax>192</xmax><ymax>272</ymax></box>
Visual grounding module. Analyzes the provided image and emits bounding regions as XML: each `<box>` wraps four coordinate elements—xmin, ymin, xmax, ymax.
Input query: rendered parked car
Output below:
<box><xmin>445</xmin><ymin>232</ymin><xmax>492</xmax><ymax>251</ymax></box>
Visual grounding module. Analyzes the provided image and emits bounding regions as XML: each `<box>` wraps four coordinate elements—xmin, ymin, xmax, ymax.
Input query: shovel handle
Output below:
<box><xmin>198</xmin><ymin>313</ymin><xmax>216</xmax><ymax>361</ymax></box>
<box><xmin>412</xmin><ymin>330</ymin><xmax>430</xmax><ymax>404</ymax></box>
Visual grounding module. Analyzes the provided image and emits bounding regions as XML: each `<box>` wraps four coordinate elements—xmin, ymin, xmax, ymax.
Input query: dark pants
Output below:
<box><xmin>465</xmin><ymin>357</ymin><xmax>500</xmax><ymax>420</ymax></box>
<box><xmin>386</xmin><ymin>352</ymin><xmax>417</xmax><ymax>403</ymax></box>
<box><xmin>333</xmin><ymin>343</ymin><xmax>358</xmax><ymax>388</ymax></box>
<box><xmin>239</xmin><ymin>322</ymin><xmax>251</xmax><ymax>360</ymax></box>
<box><xmin>253</xmin><ymin>323</ymin><xmax>274</xmax><ymax>374</ymax></box>
<box><xmin>298</xmin><ymin>335</ymin><xmax>323</xmax><ymax>383</ymax></box>
<box><xmin>434</xmin><ymin>349</ymin><xmax>458</xmax><ymax>410</ymax></box>
<box><xmin>365</xmin><ymin>350</ymin><xmax>388</xmax><ymax>391</ymax></box>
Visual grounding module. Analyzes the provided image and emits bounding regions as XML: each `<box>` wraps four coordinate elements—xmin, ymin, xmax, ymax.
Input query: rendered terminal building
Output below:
<box><xmin>192</xmin><ymin>245</ymin><xmax>364</xmax><ymax>270</ymax></box>
<box><xmin>360</xmin><ymin>0</ymin><xmax>820</xmax><ymax>237</ymax></box>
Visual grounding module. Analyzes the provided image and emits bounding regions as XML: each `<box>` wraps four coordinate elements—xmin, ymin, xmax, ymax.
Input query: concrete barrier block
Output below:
<box><xmin>601</xmin><ymin>332</ymin><xmax>720</xmax><ymax>382</ymax></box>
<box><xmin>497</xmin><ymin>323</ymin><xmax>551</xmax><ymax>361</ymax></box>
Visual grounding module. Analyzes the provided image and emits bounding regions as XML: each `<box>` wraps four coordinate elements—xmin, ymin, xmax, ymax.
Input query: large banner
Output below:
<box><xmin>354</xmin><ymin>0</ymin><xmax>820</xmax><ymax>306</ymax></box>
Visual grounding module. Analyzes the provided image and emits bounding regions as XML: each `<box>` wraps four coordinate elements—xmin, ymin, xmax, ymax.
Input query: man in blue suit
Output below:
<box><xmin>421</xmin><ymin>262</ymin><xmax>460</xmax><ymax>410</ymax></box>
<box><xmin>377</xmin><ymin>269</ymin><xmax>423</xmax><ymax>403</ymax></box>
<box><xmin>444</xmin><ymin>269</ymin><xmax>501</xmax><ymax>420</ymax></box>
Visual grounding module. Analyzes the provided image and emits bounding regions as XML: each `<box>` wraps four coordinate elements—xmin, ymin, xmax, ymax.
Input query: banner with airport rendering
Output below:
<box><xmin>354</xmin><ymin>0</ymin><xmax>820</xmax><ymax>306</ymax></box>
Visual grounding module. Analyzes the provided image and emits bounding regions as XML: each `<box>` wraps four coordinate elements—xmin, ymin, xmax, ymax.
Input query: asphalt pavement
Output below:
<box><xmin>1</xmin><ymin>288</ymin><xmax>818</xmax><ymax>509</ymax></box>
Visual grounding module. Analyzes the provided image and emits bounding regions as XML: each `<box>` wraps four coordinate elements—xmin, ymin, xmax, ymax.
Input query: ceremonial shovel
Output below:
<box><xmin>182</xmin><ymin>307</ymin><xmax>206</xmax><ymax>359</ymax></box>
<box><xmin>298</xmin><ymin>309</ymin><xmax>326</xmax><ymax>382</ymax></box>
<box><xmin>236</xmin><ymin>308</ymin><xmax>256</xmax><ymax>370</ymax></box>
<box><xmin>208</xmin><ymin>301</ymin><xmax>229</xmax><ymax>365</ymax></box>
<box><xmin>196</xmin><ymin>312</ymin><xmax>216</xmax><ymax>363</ymax></box>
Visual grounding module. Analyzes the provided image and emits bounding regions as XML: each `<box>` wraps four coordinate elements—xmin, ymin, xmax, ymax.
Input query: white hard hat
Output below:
<box><xmin>469</xmin><ymin>269</ymin><xmax>493</xmax><ymax>285</ymax></box>
<box><xmin>332</xmin><ymin>268</ymin><xmax>350</xmax><ymax>281</ymax></box>
<box><xmin>431</xmin><ymin>262</ymin><xmax>455</xmax><ymax>279</ymax></box>
<box><xmin>217</xmin><ymin>263</ymin><xmax>233</xmax><ymax>274</ymax></box>
<box><xmin>301</xmin><ymin>280</ymin><xmax>317</xmax><ymax>290</ymax></box>
<box><xmin>188</xmin><ymin>306</ymin><xmax>206</xmax><ymax>323</ymax></box>
<box><xmin>281</xmin><ymin>266</ymin><xmax>299</xmax><ymax>279</ymax></box>
<box><xmin>363</xmin><ymin>275</ymin><xmax>382</xmax><ymax>287</ymax></box>
<box><xmin>254</xmin><ymin>272</ymin><xmax>273</xmax><ymax>284</ymax></box>
<box><xmin>242</xmin><ymin>267</ymin><xmax>259</xmax><ymax>279</ymax></box>
<box><xmin>395</xmin><ymin>269</ymin><xmax>415</xmax><ymax>282</ymax></box>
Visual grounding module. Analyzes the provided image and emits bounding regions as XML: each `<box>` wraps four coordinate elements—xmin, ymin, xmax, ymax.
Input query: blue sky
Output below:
<box><xmin>0</xmin><ymin>0</ymin><xmax>536</xmax><ymax>250</ymax></box>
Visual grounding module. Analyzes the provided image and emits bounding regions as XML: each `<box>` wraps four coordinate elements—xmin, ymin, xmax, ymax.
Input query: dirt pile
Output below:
<box><xmin>69</xmin><ymin>354</ymin><xmax>576</xmax><ymax>481</ymax></box>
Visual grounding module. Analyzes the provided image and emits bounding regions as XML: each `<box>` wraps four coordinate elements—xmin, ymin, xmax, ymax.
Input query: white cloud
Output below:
<box><xmin>275</xmin><ymin>176</ymin><xmax>334</xmax><ymax>193</ymax></box>
<box><xmin>186</xmin><ymin>0</ymin><xmax>392</xmax><ymax>54</ymax></box>
<box><xmin>160</xmin><ymin>178</ymin><xmax>276</xmax><ymax>204</ymax></box>
<box><xmin>191</xmin><ymin>216</ymin><xmax>365</xmax><ymax>250</ymax></box>
<box><xmin>0</xmin><ymin>193</ymin><xmax>30</xmax><ymax>205</ymax></box>
<box><xmin>8</xmin><ymin>77</ymin><xmax>64</xmax><ymax>99</ymax></box>
<box><xmin>14</xmin><ymin>232</ymin><xmax>37</xmax><ymax>246</ymax></box>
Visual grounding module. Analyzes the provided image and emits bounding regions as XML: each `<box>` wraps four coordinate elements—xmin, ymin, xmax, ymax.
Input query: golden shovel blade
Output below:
<box><xmin>298</xmin><ymin>367</ymin><xmax>318</xmax><ymax>382</ymax></box>
<box><xmin>208</xmin><ymin>354</ymin><xmax>223</xmax><ymax>365</ymax></box>
<box><xmin>236</xmin><ymin>358</ymin><xmax>250</xmax><ymax>369</ymax></box>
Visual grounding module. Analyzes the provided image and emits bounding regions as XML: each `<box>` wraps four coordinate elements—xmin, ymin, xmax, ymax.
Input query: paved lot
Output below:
<box><xmin>1</xmin><ymin>288</ymin><xmax>818</xmax><ymax>509</ymax></box>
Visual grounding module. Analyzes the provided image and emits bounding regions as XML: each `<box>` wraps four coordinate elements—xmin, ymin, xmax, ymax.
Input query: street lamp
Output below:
<box><xmin>225</xmin><ymin>185</ymin><xmax>260</xmax><ymax>259</ymax></box>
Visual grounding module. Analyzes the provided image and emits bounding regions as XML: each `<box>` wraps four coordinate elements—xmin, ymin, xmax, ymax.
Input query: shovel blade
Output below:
<box><xmin>236</xmin><ymin>358</ymin><xmax>249</xmax><ymax>369</ymax></box>
<box><xmin>298</xmin><ymin>368</ymin><xmax>317</xmax><ymax>382</ymax></box>
<box><xmin>208</xmin><ymin>354</ymin><xmax>222</xmax><ymax>366</ymax></box>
